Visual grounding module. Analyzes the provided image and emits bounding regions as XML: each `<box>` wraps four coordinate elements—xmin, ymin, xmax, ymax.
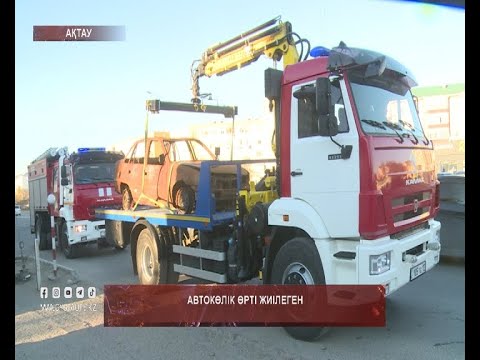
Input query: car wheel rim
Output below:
<box><xmin>142</xmin><ymin>245</ymin><xmax>154</xmax><ymax>280</ymax></box>
<box><xmin>282</xmin><ymin>262</ymin><xmax>314</xmax><ymax>285</ymax></box>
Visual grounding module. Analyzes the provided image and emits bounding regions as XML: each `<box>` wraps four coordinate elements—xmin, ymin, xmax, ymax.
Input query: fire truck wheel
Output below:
<box><xmin>122</xmin><ymin>186</ymin><xmax>133</xmax><ymax>210</ymax></box>
<box><xmin>271</xmin><ymin>237</ymin><xmax>328</xmax><ymax>342</ymax></box>
<box><xmin>136</xmin><ymin>228</ymin><xmax>164</xmax><ymax>284</ymax></box>
<box><xmin>36</xmin><ymin>215</ymin><xmax>51</xmax><ymax>251</ymax></box>
<box><xmin>61</xmin><ymin>222</ymin><xmax>79</xmax><ymax>259</ymax></box>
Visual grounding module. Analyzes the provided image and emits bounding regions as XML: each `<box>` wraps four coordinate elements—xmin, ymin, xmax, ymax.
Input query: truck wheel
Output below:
<box><xmin>136</xmin><ymin>228</ymin><xmax>163</xmax><ymax>284</ymax></box>
<box><xmin>122</xmin><ymin>186</ymin><xmax>133</xmax><ymax>210</ymax></box>
<box><xmin>271</xmin><ymin>237</ymin><xmax>328</xmax><ymax>342</ymax></box>
<box><xmin>60</xmin><ymin>222</ymin><xmax>79</xmax><ymax>259</ymax></box>
<box><xmin>36</xmin><ymin>215</ymin><xmax>51</xmax><ymax>250</ymax></box>
<box><xmin>172</xmin><ymin>182</ymin><xmax>195</xmax><ymax>214</ymax></box>
<box><xmin>136</xmin><ymin>227</ymin><xmax>178</xmax><ymax>284</ymax></box>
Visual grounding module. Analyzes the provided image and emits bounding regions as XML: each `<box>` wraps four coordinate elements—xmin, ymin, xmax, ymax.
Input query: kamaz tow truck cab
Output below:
<box><xmin>263</xmin><ymin>43</ymin><xmax>441</xmax><ymax>291</ymax></box>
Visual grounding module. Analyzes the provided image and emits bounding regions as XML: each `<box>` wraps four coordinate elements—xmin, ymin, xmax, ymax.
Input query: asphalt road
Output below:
<box><xmin>15</xmin><ymin>211</ymin><xmax>465</xmax><ymax>360</ymax></box>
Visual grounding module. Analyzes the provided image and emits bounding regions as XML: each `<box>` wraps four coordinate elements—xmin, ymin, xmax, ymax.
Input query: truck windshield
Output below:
<box><xmin>349</xmin><ymin>72</ymin><xmax>427</xmax><ymax>141</ymax></box>
<box><xmin>74</xmin><ymin>163</ymin><xmax>116</xmax><ymax>184</ymax></box>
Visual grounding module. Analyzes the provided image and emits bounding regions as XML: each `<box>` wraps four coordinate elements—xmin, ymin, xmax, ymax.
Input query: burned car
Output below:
<box><xmin>115</xmin><ymin>137</ymin><xmax>249</xmax><ymax>213</ymax></box>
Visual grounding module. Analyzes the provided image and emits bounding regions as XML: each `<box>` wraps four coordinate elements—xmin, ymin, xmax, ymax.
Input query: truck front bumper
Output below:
<box><xmin>356</xmin><ymin>219</ymin><xmax>441</xmax><ymax>295</ymax></box>
<box><xmin>67</xmin><ymin>220</ymin><xmax>106</xmax><ymax>245</ymax></box>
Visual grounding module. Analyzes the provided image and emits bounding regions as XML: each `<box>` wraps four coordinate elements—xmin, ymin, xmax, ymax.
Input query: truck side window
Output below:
<box><xmin>297</xmin><ymin>82</ymin><xmax>349</xmax><ymax>138</ymax></box>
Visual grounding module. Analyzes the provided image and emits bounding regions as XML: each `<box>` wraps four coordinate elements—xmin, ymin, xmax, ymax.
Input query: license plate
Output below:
<box><xmin>410</xmin><ymin>261</ymin><xmax>426</xmax><ymax>281</ymax></box>
<box><xmin>100</xmin><ymin>230</ymin><xmax>106</xmax><ymax>238</ymax></box>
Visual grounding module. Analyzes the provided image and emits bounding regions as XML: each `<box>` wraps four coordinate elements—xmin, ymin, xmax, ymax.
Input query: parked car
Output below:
<box><xmin>115</xmin><ymin>137</ymin><xmax>249</xmax><ymax>213</ymax></box>
<box><xmin>15</xmin><ymin>205</ymin><xmax>21</xmax><ymax>216</ymax></box>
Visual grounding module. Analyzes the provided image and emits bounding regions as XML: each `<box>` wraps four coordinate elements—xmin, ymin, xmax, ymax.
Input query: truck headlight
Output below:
<box><xmin>74</xmin><ymin>225</ymin><xmax>87</xmax><ymax>233</ymax></box>
<box><xmin>370</xmin><ymin>252</ymin><xmax>391</xmax><ymax>275</ymax></box>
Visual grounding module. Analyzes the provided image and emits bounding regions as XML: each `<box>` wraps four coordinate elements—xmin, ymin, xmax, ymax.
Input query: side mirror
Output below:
<box><xmin>316</xmin><ymin>78</ymin><xmax>339</xmax><ymax>137</ymax></box>
<box><xmin>316</xmin><ymin>77</ymin><xmax>331</xmax><ymax>115</ymax></box>
<box><xmin>158</xmin><ymin>154</ymin><xmax>165</xmax><ymax>165</ymax></box>
<box><xmin>61</xmin><ymin>178</ymin><xmax>69</xmax><ymax>186</ymax></box>
<box><xmin>214</xmin><ymin>147</ymin><xmax>220</xmax><ymax>160</ymax></box>
<box><xmin>61</xmin><ymin>165</ymin><xmax>67</xmax><ymax>179</ymax></box>
<box><xmin>318</xmin><ymin>113</ymin><xmax>339</xmax><ymax>137</ymax></box>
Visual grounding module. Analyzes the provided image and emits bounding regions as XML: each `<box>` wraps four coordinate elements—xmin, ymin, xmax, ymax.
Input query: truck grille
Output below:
<box><xmin>391</xmin><ymin>191</ymin><xmax>431</xmax><ymax>225</ymax></box>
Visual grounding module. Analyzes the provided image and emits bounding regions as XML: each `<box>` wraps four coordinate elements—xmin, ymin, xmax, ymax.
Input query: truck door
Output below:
<box><xmin>289</xmin><ymin>78</ymin><xmax>360</xmax><ymax>238</ymax></box>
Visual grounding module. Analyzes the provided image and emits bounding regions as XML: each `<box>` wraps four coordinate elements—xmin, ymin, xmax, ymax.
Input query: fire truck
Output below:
<box><xmin>28</xmin><ymin>147</ymin><xmax>124</xmax><ymax>258</ymax></box>
<box><xmin>96</xmin><ymin>17</ymin><xmax>442</xmax><ymax>340</ymax></box>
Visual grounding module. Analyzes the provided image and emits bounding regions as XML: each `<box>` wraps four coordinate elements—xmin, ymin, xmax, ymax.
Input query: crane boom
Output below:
<box><xmin>191</xmin><ymin>17</ymin><xmax>303</xmax><ymax>103</ymax></box>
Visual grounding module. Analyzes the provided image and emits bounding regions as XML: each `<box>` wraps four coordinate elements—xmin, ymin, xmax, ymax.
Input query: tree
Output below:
<box><xmin>15</xmin><ymin>186</ymin><xmax>28</xmax><ymax>204</ymax></box>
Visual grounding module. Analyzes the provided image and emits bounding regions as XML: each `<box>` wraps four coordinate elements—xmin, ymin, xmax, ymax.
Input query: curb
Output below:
<box><xmin>15</xmin><ymin>256</ymin><xmax>80</xmax><ymax>283</ymax></box>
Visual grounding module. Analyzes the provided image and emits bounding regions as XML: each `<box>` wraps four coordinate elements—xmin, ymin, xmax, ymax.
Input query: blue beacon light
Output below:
<box><xmin>78</xmin><ymin>147</ymin><xmax>106</xmax><ymax>153</ymax></box>
<box><xmin>310</xmin><ymin>46</ymin><xmax>330</xmax><ymax>58</ymax></box>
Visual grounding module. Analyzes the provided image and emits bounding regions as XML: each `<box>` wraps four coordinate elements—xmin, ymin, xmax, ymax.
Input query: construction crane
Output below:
<box><xmin>191</xmin><ymin>16</ymin><xmax>310</xmax><ymax>104</ymax></box>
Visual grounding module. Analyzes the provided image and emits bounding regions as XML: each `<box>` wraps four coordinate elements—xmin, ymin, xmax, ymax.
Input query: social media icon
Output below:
<box><xmin>87</xmin><ymin>287</ymin><xmax>96</xmax><ymax>299</ymax></box>
<box><xmin>40</xmin><ymin>287</ymin><xmax>48</xmax><ymax>299</ymax></box>
<box><xmin>52</xmin><ymin>287</ymin><xmax>61</xmax><ymax>299</ymax></box>
<box><xmin>76</xmin><ymin>287</ymin><xmax>84</xmax><ymax>299</ymax></box>
<box><xmin>64</xmin><ymin>287</ymin><xmax>73</xmax><ymax>298</ymax></box>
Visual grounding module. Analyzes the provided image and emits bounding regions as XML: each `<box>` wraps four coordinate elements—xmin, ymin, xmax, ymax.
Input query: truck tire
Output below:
<box><xmin>270</xmin><ymin>237</ymin><xmax>328</xmax><ymax>342</ymax></box>
<box><xmin>60</xmin><ymin>222</ymin><xmax>79</xmax><ymax>259</ymax></box>
<box><xmin>36</xmin><ymin>215</ymin><xmax>51</xmax><ymax>250</ymax></box>
<box><xmin>136</xmin><ymin>228</ymin><xmax>168</xmax><ymax>285</ymax></box>
<box><xmin>122</xmin><ymin>186</ymin><xmax>133</xmax><ymax>210</ymax></box>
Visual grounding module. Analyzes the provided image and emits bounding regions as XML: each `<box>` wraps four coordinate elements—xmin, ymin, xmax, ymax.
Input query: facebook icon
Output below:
<box><xmin>40</xmin><ymin>287</ymin><xmax>48</xmax><ymax>299</ymax></box>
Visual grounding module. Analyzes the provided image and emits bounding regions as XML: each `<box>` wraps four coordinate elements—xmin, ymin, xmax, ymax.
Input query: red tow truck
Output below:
<box><xmin>97</xmin><ymin>18</ymin><xmax>442</xmax><ymax>340</ymax></box>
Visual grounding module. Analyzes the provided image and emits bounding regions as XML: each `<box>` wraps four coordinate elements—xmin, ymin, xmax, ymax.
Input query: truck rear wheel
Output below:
<box><xmin>36</xmin><ymin>215</ymin><xmax>51</xmax><ymax>250</ymax></box>
<box><xmin>271</xmin><ymin>237</ymin><xmax>328</xmax><ymax>342</ymax></box>
<box><xmin>137</xmin><ymin>228</ymin><xmax>167</xmax><ymax>285</ymax></box>
<box><xmin>122</xmin><ymin>186</ymin><xmax>133</xmax><ymax>210</ymax></box>
<box><xmin>136</xmin><ymin>227</ymin><xmax>178</xmax><ymax>284</ymax></box>
<box><xmin>60</xmin><ymin>222</ymin><xmax>79</xmax><ymax>259</ymax></box>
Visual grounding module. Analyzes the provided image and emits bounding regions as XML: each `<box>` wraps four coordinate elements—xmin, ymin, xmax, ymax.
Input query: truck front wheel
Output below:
<box><xmin>60</xmin><ymin>222</ymin><xmax>79</xmax><ymax>259</ymax></box>
<box><xmin>271</xmin><ymin>237</ymin><xmax>328</xmax><ymax>341</ymax></box>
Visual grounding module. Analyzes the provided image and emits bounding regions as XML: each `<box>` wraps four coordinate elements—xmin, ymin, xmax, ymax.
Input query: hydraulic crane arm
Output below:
<box><xmin>191</xmin><ymin>16</ymin><xmax>308</xmax><ymax>103</ymax></box>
